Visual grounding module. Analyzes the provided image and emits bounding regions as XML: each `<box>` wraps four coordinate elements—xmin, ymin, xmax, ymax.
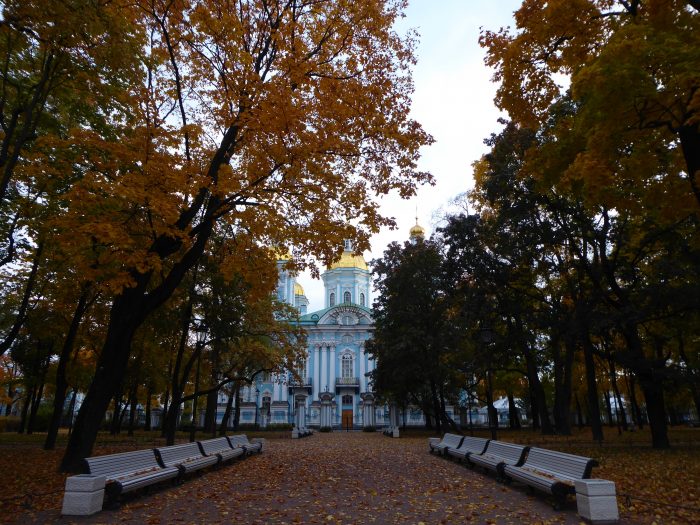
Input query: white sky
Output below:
<box><xmin>299</xmin><ymin>0</ymin><xmax>523</xmax><ymax>309</ymax></box>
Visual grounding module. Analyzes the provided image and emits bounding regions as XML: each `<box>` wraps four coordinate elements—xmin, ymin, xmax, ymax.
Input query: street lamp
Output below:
<box><xmin>189</xmin><ymin>325</ymin><xmax>207</xmax><ymax>442</ymax></box>
<box><xmin>254</xmin><ymin>387</ymin><xmax>260</xmax><ymax>428</ymax></box>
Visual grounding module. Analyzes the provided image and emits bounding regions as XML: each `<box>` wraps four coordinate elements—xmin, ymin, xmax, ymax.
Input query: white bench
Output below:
<box><xmin>82</xmin><ymin>449</ymin><xmax>179</xmax><ymax>500</ymax></box>
<box><xmin>468</xmin><ymin>440</ymin><xmax>529</xmax><ymax>480</ymax></box>
<box><xmin>155</xmin><ymin>442</ymin><xmax>219</xmax><ymax>474</ymax></box>
<box><xmin>445</xmin><ymin>436</ymin><xmax>490</xmax><ymax>462</ymax></box>
<box><xmin>227</xmin><ymin>434</ymin><xmax>263</xmax><ymax>454</ymax></box>
<box><xmin>198</xmin><ymin>437</ymin><xmax>245</xmax><ymax>463</ymax></box>
<box><xmin>428</xmin><ymin>433</ymin><xmax>463</xmax><ymax>455</ymax></box>
<box><xmin>501</xmin><ymin>447</ymin><xmax>598</xmax><ymax>509</ymax></box>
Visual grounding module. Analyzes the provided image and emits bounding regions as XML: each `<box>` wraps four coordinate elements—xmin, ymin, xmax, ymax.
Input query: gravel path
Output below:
<box><xmin>29</xmin><ymin>432</ymin><xmax>626</xmax><ymax>524</ymax></box>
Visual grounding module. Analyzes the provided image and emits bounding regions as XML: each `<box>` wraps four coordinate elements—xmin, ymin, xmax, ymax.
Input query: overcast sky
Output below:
<box><xmin>298</xmin><ymin>0</ymin><xmax>523</xmax><ymax>309</ymax></box>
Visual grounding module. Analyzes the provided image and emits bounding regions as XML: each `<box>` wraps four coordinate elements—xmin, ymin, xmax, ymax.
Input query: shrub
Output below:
<box><xmin>0</xmin><ymin>416</ymin><xmax>21</xmax><ymax>432</ymax></box>
<box><xmin>265</xmin><ymin>423</ymin><xmax>293</xmax><ymax>431</ymax></box>
<box><xmin>362</xmin><ymin>426</ymin><xmax>375</xmax><ymax>432</ymax></box>
<box><xmin>319</xmin><ymin>426</ymin><xmax>332</xmax><ymax>432</ymax></box>
<box><xmin>30</xmin><ymin>405</ymin><xmax>53</xmax><ymax>432</ymax></box>
<box><xmin>237</xmin><ymin>423</ymin><xmax>260</xmax><ymax>431</ymax></box>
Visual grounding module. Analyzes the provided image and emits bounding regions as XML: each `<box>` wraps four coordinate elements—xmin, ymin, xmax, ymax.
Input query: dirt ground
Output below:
<box><xmin>13</xmin><ymin>432</ymin><xmax>631</xmax><ymax>525</ymax></box>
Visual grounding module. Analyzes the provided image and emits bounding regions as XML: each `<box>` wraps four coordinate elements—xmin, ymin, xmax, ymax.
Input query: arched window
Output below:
<box><xmin>342</xmin><ymin>394</ymin><xmax>353</xmax><ymax>405</ymax></box>
<box><xmin>297</xmin><ymin>358</ymin><xmax>307</xmax><ymax>381</ymax></box>
<box><xmin>329</xmin><ymin>292</ymin><xmax>335</xmax><ymax>306</ymax></box>
<box><xmin>360</xmin><ymin>293</ymin><xmax>365</xmax><ymax>307</ymax></box>
<box><xmin>262</xmin><ymin>395</ymin><xmax>271</xmax><ymax>416</ymax></box>
<box><xmin>342</xmin><ymin>354</ymin><xmax>353</xmax><ymax>378</ymax></box>
<box><xmin>344</xmin><ymin>291</ymin><xmax>351</xmax><ymax>303</ymax></box>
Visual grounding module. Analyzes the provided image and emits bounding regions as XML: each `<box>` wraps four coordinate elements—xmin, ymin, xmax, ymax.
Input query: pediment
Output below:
<box><xmin>317</xmin><ymin>304</ymin><xmax>373</xmax><ymax>325</ymax></box>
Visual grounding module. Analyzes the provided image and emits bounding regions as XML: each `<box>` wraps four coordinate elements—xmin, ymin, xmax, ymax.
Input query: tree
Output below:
<box><xmin>59</xmin><ymin>0</ymin><xmax>432</xmax><ymax>472</ymax></box>
<box><xmin>481</xmin><ymin>0</ymin><xmax>700</xmax><ymax>208</ymax></box>
<box><xmin>368</xmin><ymin>238</ymin><xmax>462</xmax><ymax>434</ymax></box>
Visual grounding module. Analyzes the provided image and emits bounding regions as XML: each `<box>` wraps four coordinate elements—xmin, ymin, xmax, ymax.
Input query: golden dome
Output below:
<box><xmin>409</xmin><ymin>223</ymin><xmax>426</xmax><ymax>237</ymax></box>
<box><xmin>328</xmin><ymin>250</ymin><xmax>368</xmax><ymax>271</ymax></box>
<box><xmin>271</xmin><ymin>247</ymin><xmax>291</xmax><ymax>261</ymax></box>
<box><xmin>294</xmin><ymin>282</ymin><xmax>305</xmax><ymax>296</ymax></box>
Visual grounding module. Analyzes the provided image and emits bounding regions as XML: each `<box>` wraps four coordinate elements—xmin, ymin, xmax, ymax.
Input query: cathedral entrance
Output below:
<box><xmin>342</xmin><ymin>409</ymin><xmax>353</xmax><ymax>430</ymax></box>
<box><xmin>341</xmin><ymin>394</ymin><xmax>353</xmax><ymax>430</ymax></box>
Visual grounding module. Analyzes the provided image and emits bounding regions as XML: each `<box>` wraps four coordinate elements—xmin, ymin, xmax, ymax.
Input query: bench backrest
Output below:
<box><xmin>455</xmin><ymin>436</ymin><xmax>490</xmax><ymax>455</ymax></box>
<box><xmin>227</xmin><ymin>434</ymin><xmax>250</xmax><ymax>447</ymax></box>
<box><xmin>156</xmin><ymin>442</ymin><xmax>205</xmax><ymax>467</ymax></box>
<box><xmin>482</xmin><ymin>441</ymin><xmax>529</xmax><ymax>464</ymax></box>
<box><xmin>198</xmin><ymin>437</ymin><xmax>233</xmax><ymax>456</ymax></box>
<box><xmin>84</xmin><ymin>449</ymin><xmax>160</xmax><ymax>478</ymax></box>
<box><xmin>523</xmin><ymin>447</ymin><xmax>597</xmax><ymax>479</ymax></box>
<box><xmin>441</xmin><ymin>433</ymin><xmax>464</xmax><ymax>448</ymax></box>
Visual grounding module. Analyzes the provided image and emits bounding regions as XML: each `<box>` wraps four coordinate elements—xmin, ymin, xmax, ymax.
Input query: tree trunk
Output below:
<box><xmin>430</xmin><ymin>380</ymin><xmax>441</xmax><ymax>435</ymax></box>
<box><xmin>553</xmin><ymin>336</ymin><xmax>574</xmax><ymax>435</ymax></box>
<box><xmin>18</xmin><ymin>386</ymin><xmax>34</xmax><ymax>434</ymax></box>
<box><xmin>127</xmin><ymin>384</ymin><xmax>138</xmax><ymax>437</ymax></box>
<box><xmin>609</xmin><ymin>359</ymin><xmax>628</xmax><ymax>431</ymax></box>
<box><xmin>582</xmin><ymin>335</ymin><xmax>604</xmax><ymax>441</ymax></box>
<box><xmin>626</xmin><ymin>372</ymin><xmax>643</xmax><ymax>429</ymax></box>
<box><xmin>110</xmin><ymin>394</ymin><xmax>122</xmax><ymax>436</ymax></box>
<box><xmin>144</xmin><ymin>386</ymin><xmax>152</xmax><ymax>432</ymax></box>
<box><xmin>622</xmin><ymin>325</ymin><xmax>668</xmax><ymax>448</ymax></box>
<box><xmin>45</xmin><ymin>289</ymin><xmax>90</xmax><ymax>450</ymax></box>
<box><xmin>66</xmin><ymin>388</ymin><xmax>78</xmax><ymax>436</ymax></box>
<box><xmin>219</xmin><ymin>384</ymin><xmax>235</xmax><ymax>435</ymax></box>
<box><xmin>507</xmin><ymin>392</ymin><xmax>521</xmax><ymax>429</ymax></box>
<box><xmin>27</xmin><ymin>379</ymin><xmax>45</xmax><ymax>435</ymax></box>
<box><xmin>604</xmin><ymin>390</ymin><xmax>614</xmax><ymax>427</ymax></box>
<box><xmin>60</xmin><ymin>289</ymin><xmax>147</xmax><ymax>472</ymax></box>
<box><xmin>515</xmin><ymin>316</ymin><xmax>553</xmax><ymax>434</ymax></box>
<box><xmin>678</xmin><ymin>123</ymin><xmax>700</xmax><ymax>207</ymax></box>
<box><xmin>575</xmin><ymin>394</ymin><xmax>584</xmax><ymax>429</ymax></box>
<box><xmin>205</xmin><ymin>386</ymin><xmax>218</xmax><ymax>436</ymax></box>
<box><xmin>59</xmin><ymin>209</ymin><xmax>214</xmax><ymax>472</ymax></box>
<box><xmin>233</xmin><ymin>383</ymin><xmax>241</xmax><ymax>431</ymax></box>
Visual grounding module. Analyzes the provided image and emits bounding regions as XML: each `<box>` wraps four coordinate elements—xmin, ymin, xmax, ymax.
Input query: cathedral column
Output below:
<box><xmin>359</xmin><ymin>343</ymin><xmax>366</xmax><ymax>392</ymax></box>
<box><xmin>273</xmin><ymin>378</ymin><xmax>279</xmax><ymax>401</ymax></box>
<box><xmin>330</xmin><ymin>344</ymin><xmax>336</xmax><ymax>392</ymax></box>
<box><xmin>313</xmin><ymin>344</ymin><xmax>320</xmax><ymax>400</ymax></box>
<box><xmin>321</xmin><ymin>345</ymin><xmax>328</xmax><ymax>393</ymax></box>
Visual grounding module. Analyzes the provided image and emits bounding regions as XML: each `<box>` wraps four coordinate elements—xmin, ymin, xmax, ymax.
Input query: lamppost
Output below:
<box><xmin>254</xmin><ymin>387</ymin><xmax>260</xmax><ymax>428</ymax></box>
<box><xmin>480</xmin><ymin>326</ymin><xmax>497</xmax><ymax>440</ymax></box>
<box><xmin>189</xmin><ymin>325</ymin><xmax>207</xmax><ymax>442</ymax></box>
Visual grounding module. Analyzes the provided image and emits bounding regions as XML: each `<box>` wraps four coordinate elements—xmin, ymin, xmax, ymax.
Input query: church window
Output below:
<box><xmin>297</xmin><ymin>358</ymin><xmax>307</xmax><ymax>381</ymax></box>
<box><xmin>344</xmin><ymin>239</ymin><xmax>353</xmax><ymax>251</ymax></box>
<box><xmin>342</xmin><ymin>394</ymin><xmax>353</xmax><ymax>405</ymax></box>
<box><xmin>344</xmin><ymin>291</ymin><xmax>351</xmax><ymax>303</ymax></box>
<box><xmin>262</xmin><ymin>395</ymin><xmax>271</xmax><ymax>416</ymax></box>
<box><xmin>360</xmin><ymin>293</ymin><xmax>365</xmax><ymax>307</ymax></box>
<box><xmin>342</xmin><ymin>354</ymin><xmax>353</xmax><ymax>378</ymax></box>
<box><xmin>329</xmin><ymin>292</ymin><xmax>335</xmax><ymax>306</ymax></box>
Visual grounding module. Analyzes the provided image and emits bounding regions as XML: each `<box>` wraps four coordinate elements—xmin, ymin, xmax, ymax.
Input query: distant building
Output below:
<box><xmin>233</xmin><ymin>219</ymin><xmax>464</xmax><ymax>429</ymax></box>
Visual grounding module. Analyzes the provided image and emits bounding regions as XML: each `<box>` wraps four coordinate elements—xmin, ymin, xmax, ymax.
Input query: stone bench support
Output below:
<box><xmin>61</xmin><ymin>475</ymin><xmax>106</xmax><ymax>516</ymax></box>
<box><xmin>575</xmin><ymin>479</ymin><xmax>619</xmax><ymax>524</ymax></box>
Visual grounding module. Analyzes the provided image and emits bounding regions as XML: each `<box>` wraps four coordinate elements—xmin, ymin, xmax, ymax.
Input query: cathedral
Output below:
<box><xmin>234</xmin><ymin>221</ymin><xmax>459</xmax><ymax>430</ymax></box>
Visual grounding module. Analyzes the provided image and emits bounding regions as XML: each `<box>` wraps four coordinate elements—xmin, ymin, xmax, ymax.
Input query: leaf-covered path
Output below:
<box><xmin>24</xmin><ymin>432</ymin><xmax>613</xmax><ymax>525</ymax></box>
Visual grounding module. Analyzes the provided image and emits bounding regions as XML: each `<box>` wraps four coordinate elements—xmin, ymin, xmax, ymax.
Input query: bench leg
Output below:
<box><xmin>552</xmin><ymin>495</ymin><xmax>567</xmax><ymax>511</ymax></box>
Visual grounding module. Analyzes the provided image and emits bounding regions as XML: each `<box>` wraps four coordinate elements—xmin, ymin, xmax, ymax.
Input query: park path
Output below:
<box><xmin>31</xmin><ymin>432</ymin><xmax>621</xmax><ymax>524</ymax></box>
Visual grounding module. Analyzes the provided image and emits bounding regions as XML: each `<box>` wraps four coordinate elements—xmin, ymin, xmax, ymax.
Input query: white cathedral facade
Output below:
<box><xmin>232</xmin><ymin>223</ymin><xmax>458</xmax><ymax>430</ymax></box>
